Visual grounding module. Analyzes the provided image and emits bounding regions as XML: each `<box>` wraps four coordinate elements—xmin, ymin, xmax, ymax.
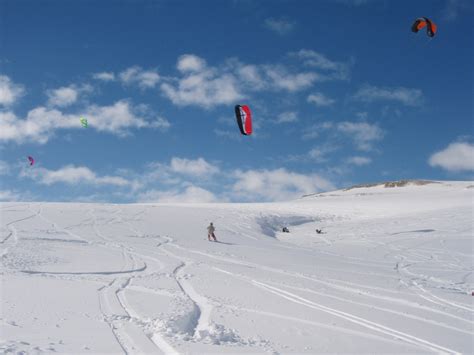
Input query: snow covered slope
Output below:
<box><xmin>1</xmin><ymin>181</ymin><xmax>473</xmax><ymax>354</ymax></box>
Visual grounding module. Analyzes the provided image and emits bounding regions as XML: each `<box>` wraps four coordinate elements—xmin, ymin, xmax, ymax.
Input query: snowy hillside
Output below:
<box><xmin>1</xmin><ymin>181</ymin><xmax>473</xmax><ymax>354</ymax></box>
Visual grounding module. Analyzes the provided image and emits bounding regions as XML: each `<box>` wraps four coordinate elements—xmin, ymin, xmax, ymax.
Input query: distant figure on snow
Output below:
<box><xmin>207</xmin><ymin>222</ymin><xmax>217</xmax><ymax>241</ymax></box>
<box><xmin>316</xmin><ymin>229</ymin><xmax>323</xmax><ymax>234</ymax></box>
<box><xmin>282</xmin><ymin>227</ymin><xmax>290</xmax><ymax>233</ymax></box>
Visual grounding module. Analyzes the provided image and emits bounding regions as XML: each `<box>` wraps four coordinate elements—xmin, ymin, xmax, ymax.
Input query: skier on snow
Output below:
<box><xmin>207</xmin><ymin>222</ymin><xmax>217</xmax><ymax>241</ymax></box>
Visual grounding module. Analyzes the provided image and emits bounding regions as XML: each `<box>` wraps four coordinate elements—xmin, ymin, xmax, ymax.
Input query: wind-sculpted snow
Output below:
<box><xmin>256</xmin><ymin>214</ymin><xmax>316</xmax><ymax>238</ymax></box>
<box><xmin>0</xmin><ymin>181</ymin><xmax>472</xmax><ymax>353</ymax></box>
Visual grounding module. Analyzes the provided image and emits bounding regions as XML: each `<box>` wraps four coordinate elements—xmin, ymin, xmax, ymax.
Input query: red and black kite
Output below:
<box><xmin>411</xmin><ymin>17</ymin><xmax>437</xmax><ymax>38</ymax></box>
<box><xmin>235</xmin><ymin>105</ymin><xmax>253</xmax><ymax>136</ymax></box>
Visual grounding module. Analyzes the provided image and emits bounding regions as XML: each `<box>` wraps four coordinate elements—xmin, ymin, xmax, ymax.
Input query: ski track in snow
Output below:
<box><xmin>168</xmin><ymin>241</ymin><xmax>472</xmax><ymax>326</ymax></box>
<box><xmin>251</xmin><ymin>280</ymin><xmax>459</xmax><ymax>354</ymax></box>
<box><xmin>1</xmin><ymin>183</ymin><xmax>473</xmax><ymax>353</ymax></box>
<box><xmin>1</xmin><ymin>204</ymin><xmax>38</xmax><ymax>257</ymax></box>
<box><xmin>92</xmin><ymin>208</ymin><xmax>177</xmax><ymax>354</ymax></box>
<box><xmin>212</xmin><ymin>266</ymin><xmax>465</xmax><ymax>354</ymax></box>
<box><xmin>158</xmin><ymin>245</ymin><xmax>214</xmax><ymax>341</ymax></box>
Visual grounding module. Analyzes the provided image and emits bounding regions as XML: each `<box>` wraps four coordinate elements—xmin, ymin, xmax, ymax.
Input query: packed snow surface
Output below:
<box><xmin>1</xmin><ymin>181</ymin><xmax>473</xmax><ymax>354</ymax></box>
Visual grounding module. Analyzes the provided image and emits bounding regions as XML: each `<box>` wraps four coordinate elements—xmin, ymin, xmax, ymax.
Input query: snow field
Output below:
<box><xmin>1</xmin><ymin>181</ymin><xmax>472</xmax><ymax>353</ymax></box>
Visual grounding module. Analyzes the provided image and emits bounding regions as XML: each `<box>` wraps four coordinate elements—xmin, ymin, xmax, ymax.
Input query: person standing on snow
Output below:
<box><xmin>207</xmin><ymin>222</ymin><xmax>217</xmax><ymax>241</ymax></box>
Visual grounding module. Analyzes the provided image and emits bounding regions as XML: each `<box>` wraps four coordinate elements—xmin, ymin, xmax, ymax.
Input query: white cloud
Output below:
<box><xmin>347</xmin><ymin>156</ymin><xmax>372</xmax><ymax>166</ymax></box>
<box><xmin>177</xmin><ymin>54</ymin><xmax>207</xmax><ymax>73</ymax></box>
<box><xmin>47</xmin><ymin>86</ymin><xmax>78</xmax><ymax>107</ymax></box>
<box><xmin>0</xmin><ymin>160</ymin><xmax>10</xmax><ymax>175</ymax></box>
<box><xmin>264</xmin><ymin>18</ymin><xmax>295</xmax><ymax>35</ymax></box>
<box><xmin>302</xmin><ymin>121</ymin><xmax>382</xmax><ymax>151</ymax></box>
<box><xmin>307</xmin><ymin>92</ymin><xmax>335</xmax><ymax>107</ymax></box>
<box><xmin>231</xmin><ymin>61</ymin><xmax>322</xmax><ymax>92</ymax></box>
<box><xmin>217</xmin><ymin>115</ymin><xmax>238</xmax><ymax>127</ymax></box>
<box><xmin>93</xmin><ymin>72</ymin><xmax>115</xmax><ymax>81</ymax></box>
<box><xmin>444</xmin><ymin>0</ymin><xmax>459</xmax><ymax>21</ymax></box>
<box><xmin>21</xmin><ymin>165</ymin><xmax>130</xmax><ymax>186</ymax></box>
<box><xmin>161</xmin><ymin>74</ymin><xmax>241</xmax><ymax>108</ymax></box>
<box><xmin>294</xmin><ymin>50</ymin><xmax>342</xmax><ymax>70</ymax></box>
<box><xmin>353</xmin><ymin>84</ymin><xmax>423</xmax><ymax>106</ymax></box>
<box><xmin>0</xmin><ymin>101</ymin><xmax>169</xmax><ymax>144</ymax></box>
<box><xmin>308</xmin><ymin>144</ymin><xmax>338</xmax><ymax>162</ymax></box>
<box><xmin>263</xmin><ymin>65</ymin><xmax>320</xmax><ymax>92</ymax></box>
<box><xmin>356</xmin><ymin>111</ymin><xmax>368</xmax><ymax>119</ymax></box>
<box><xmin>86</xmin><ymin>100</ymin><xmax>169</xmax><ymax>134</ymax></box>
<box><xmin>0</xmin><ymin>75</ymin><xmax>24</xmax><ymax>106</ymax></box>
<box><xmin>232</xmin><ymin>168</ymin><xmax>334</xmax><ymax>201</ymax></box>
<box><xmin>429</xmin><ymin>142</ymin><xmax>474</xmax><ymax>172</ymax></box>
<box><xmin>308</xmin><ymin>148</ymin><xmax>327</xmax><ymax>162</ymax></box>
<box><xmin>0</xmin><ymin>189</ymin><xmax>23</xmax><ymax>201</ymax></box>
<box><xmin>8</xmin><ymin>151</ymin><xmax>341</xmax><ymax>202</ymax></box>
<box><xmin>337</xmin><ymin>121</ymin><xmax>384</xmax><ymax>151</ymax></box>
<box><xmin>235</xmin><ymin>64</ymin><xmax>266</xmax><ymax>90</ymax></box>
<box><xmin>161</xmin><ymin>55</ymin><xmax>242</xmax><ymax>108</ymax></box>
<box><xmin>169</xmin><ymin>157</ymin><xmax>219</xmax><ymax>177</ymax></box>
<box><xmin>154</xmin><ymin>117</ymin><xmax>171</xmax><ymax>130</ymax></box>
<box><xmin>442</xmin><ymin>0</ymin><xmax>469</xmax><ymax>22</ymax></box>
<box><xmin>138</xmin><ymin>160</ymin><xmax>335</xmax><ymax>203</ymax></box>
<box><xmin>214</xmin><ymin>129</ymin><xmax>242</xmax><ymax>140</ymax></box>
<box><xmin>46</xmin><ymin>84</ymin><xmax>92</xmax><ymax>108</ymax></box>
<box><xmin>0</xmin><ymin>109</ymin><xmax>66</xmax><ymax>144</ymax></box>
<box><xmin>291</xmin><ymin>49</ymin><xmax>351</xmax><ymax>80</ymax></box>
<box><xmin>233</xmin><ymin>61</ymin><xmax>323</xmax><ymax>93</ymax></box>
<box><xmin>161</xmin><ymin>52</ymin><xmax>343</xmax><ymax>108</ymax></box>
<box><xmin>302</xmin><ymin>121</ymin><xmax>334</xmax><ymax>140</ymax></box>
<box><xmin>137</xmin><ymin>185</ymin><xmax>218</xmax><ymax>203</ymax></box>
<box><xmin>138</xmin><ymin>157</ymin><xmax>221</xmax><ymax>191</ymax></box>
<box><xmin>119</xmin><ymin>66</ymin><xmax>160</xmax><ymax>89</ymax></box>
<box><xmin>276</xmin><ymin>111</ymin><xmax>298</xmax><ymax>124</ymax></box>
<box><xmin>135</xmin><ymin>163</ymin><xmax>180</xmax><ymax>188</ymax></box>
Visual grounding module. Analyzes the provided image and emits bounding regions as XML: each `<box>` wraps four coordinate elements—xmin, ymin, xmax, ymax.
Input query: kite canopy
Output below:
<box><xmin>234</xmin><ymin>105</ymin><xmax>253</xmax><ymax>135</ymax></box>
<box><xmin>80</xmin><ymin>117</ymin><xmax>88</xmax><ymax>128</ymax></box>
<box><xmin>411</xmin><ymin>17</ymin><xmax>437</xmax><ymax>37</ymax></box>
<box><xmin>27</xmin><ymin>156</ymin><xmax>34</xmax><ymax>166</ymax></box>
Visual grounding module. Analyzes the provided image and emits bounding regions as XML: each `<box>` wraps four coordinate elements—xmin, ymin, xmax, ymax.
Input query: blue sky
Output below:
<box><xmin>0</xmin><ymin>0</ymin><xmax>473</xmax><ymax>203</ymax></box>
